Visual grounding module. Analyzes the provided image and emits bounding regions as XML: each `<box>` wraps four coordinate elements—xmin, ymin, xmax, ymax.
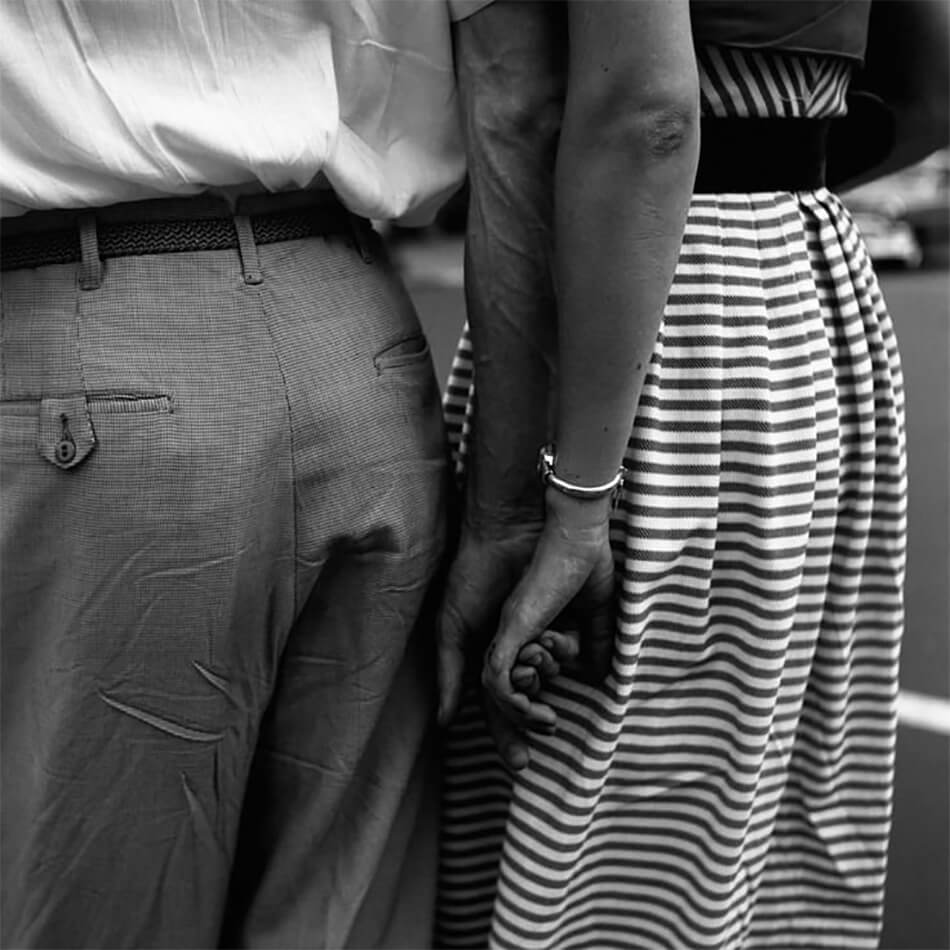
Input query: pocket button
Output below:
<box><xmin>55</xmin><ymin>438</ymin><xmax>77</xmax><ymax>464</ymax></box>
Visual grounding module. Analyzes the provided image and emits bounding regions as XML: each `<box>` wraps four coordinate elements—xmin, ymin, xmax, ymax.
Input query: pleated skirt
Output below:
<box><xmin>437</xmin><ymin>189</ymin><xmax>907</xmax><ymax>949</ymax></box>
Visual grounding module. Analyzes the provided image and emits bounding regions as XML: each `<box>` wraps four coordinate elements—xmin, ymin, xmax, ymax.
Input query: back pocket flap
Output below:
<box><xmin>37</xmin><ymin>395</ymin><xmax>97</xmax><ymax>470</ymax></box>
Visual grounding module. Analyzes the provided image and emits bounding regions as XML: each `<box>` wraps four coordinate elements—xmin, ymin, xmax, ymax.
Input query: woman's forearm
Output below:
<box><xmin>552</xmin><ymin>0</ymin><xmax>699</xmax><ymax>487</ymax></box>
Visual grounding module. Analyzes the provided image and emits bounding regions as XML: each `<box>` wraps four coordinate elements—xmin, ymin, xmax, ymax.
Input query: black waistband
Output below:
<box><xmin>0</xmin><ymin>189</ymin><xmax>360</xmax><ymax>272</ymax></box>
<box><xmin>695</xmin><ymin>118</ymin><xmax>830</xmax><ymax>193</ymax></box>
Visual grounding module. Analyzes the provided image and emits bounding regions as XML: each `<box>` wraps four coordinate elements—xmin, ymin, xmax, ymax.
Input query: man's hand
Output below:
<box><xmin>436</xmin><ymin>517</ymin><xmax>551</xmax><ymax>770</ymax></box>
<box><xmin>482</xmin><ymin>489</ymin><xmax>616</xmax><ymax>733</ymax></box>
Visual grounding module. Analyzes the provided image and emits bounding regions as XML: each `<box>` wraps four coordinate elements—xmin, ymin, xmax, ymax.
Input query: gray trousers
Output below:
<box><xmin>0</xmin><ymin>197</ymin><xmax>449</xmax><ymax>948</ymax></box>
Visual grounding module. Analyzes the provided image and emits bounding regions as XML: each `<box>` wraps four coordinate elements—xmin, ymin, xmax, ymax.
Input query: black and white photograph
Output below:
<box><xmin>1</xmin><ymin>2</ymin><xmax>948</xmax><ymax>948</ymax></box>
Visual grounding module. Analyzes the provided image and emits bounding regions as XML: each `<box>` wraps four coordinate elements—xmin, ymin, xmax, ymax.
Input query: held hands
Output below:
<box><xmin>436</xmin><ymin>514</ymin><xmax>546</xmax><ymax>770</ymax></box>
<box><xmin>436</xmin><ymin>488</ymin><xmax>616</xmax><ymax>772</ymax></box>
<box><xmin>480</xmin><ymin>489</ymin><xmax>615</xmax><ymax>759</ymax></box>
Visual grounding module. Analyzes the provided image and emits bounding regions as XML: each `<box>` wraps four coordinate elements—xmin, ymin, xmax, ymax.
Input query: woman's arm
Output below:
<box><xmin>552</xmin><ymin>0</ymin><xmax>699</xmax><ymax>486</ymax></box>
<box><xmin>482</xmin><ymin>0</ymin><xmax>700</xmax><ymax>720</ymax></box>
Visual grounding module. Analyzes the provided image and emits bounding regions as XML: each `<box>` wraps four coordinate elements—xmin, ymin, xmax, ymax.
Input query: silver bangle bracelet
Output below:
<box><xmin>537</xmin><ymin>444</ymin><xmax>625</xmax><ymax>501</ymax></box>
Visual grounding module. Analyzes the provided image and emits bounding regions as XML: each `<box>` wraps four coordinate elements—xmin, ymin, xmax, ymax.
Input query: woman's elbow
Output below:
<box><xmin>612</xmin><ymin>99</ymin><xmax>699</xmax><ymax>162</ymax></box>
<box><xmin>639</xmin><ymin>102</ymin><xmax>698</xmax><ymax>158</ymax></box>
<box><xmin>573</xmin><ymin>91</ymin><xmax>699</xmax><ymax>161</ymax></box>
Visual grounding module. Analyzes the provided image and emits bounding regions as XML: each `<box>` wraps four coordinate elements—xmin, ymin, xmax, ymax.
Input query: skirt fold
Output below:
<box><xmin>438</xmin><ymin>189</ymin><xmax>906</xmax><ymax>950</ymax></box>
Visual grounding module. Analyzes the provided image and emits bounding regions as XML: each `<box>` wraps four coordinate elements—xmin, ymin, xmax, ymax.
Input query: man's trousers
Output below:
<box><xmin>0</xmin><ymin>195</ymin><xmax>450</xmax><ymax>948</ymax></box>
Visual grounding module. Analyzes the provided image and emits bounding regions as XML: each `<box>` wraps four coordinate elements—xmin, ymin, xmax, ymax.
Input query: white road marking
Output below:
<box><xmin>898</xmin><ymin>690</ymin><xmax>950</xmax><ymax>736</ymax></box>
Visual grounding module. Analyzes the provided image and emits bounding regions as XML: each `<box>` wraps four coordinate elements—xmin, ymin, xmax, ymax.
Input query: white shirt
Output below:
<box><xmin>0</xmin><ymin>0</ymin><xmax>486</xmax><ymax>222</ymax></box>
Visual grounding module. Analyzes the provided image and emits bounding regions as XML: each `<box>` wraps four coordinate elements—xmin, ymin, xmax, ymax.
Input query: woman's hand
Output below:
<box><xmin>481</xmin><ymin>489</ymin><xmax>616</xmax><ymax>737</ymax></box>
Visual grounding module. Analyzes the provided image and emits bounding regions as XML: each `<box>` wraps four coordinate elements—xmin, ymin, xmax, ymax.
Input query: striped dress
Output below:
<box><xmin>437</xmin><ymin>46</ymin><xmax>906</xmax><ymax>950</ymax></box>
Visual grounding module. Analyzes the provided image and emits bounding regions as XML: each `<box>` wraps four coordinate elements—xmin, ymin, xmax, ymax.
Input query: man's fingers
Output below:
<box><xmin>499</xmin><ymin>687</ymin><xmax>557</xmax><ymax>733</ymax></box>
<box><xmin>483</xmin><ymin>697</ymin><xmax>531</xmax><ymax>771</ymax></box>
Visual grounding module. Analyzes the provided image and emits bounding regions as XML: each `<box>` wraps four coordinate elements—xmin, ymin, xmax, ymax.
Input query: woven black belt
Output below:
<box><xmin>1</xmin><ymin>190</ymin><xmax>360</xmax><ymax>272</ymax></box>
<box><xmin>695</xmin><ymin>118</ymin><xmax>830</xmax><ymax>193</ymax></box>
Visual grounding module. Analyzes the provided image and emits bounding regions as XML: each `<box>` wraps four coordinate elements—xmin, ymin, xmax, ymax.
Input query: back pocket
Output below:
<box><xmin>21</xmin><ymin>392</ymin><xmax>173</xmax><ymax>470</ymax></box>
<box><xmin>373</xmin><ymin>335</ymin><xmax>431</xmax><ymax>374</ymax></box>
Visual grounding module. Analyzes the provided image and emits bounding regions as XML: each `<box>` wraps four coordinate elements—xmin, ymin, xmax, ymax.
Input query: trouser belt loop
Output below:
<box><xmin>233</xmin><ymin>214</ymin><xmax>263</xmax><ymax>285</ymax></box>
<box><xmin>78</xmin><ymin>214</ymin><xmax>102</xmax><ymax>290</ymax></box>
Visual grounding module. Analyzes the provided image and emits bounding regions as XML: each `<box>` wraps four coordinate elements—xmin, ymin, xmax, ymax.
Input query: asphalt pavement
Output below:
<box><xmin>398</xmin><ymin>234</ymin><xmax>950</xmax><ymax>950</ymax></box>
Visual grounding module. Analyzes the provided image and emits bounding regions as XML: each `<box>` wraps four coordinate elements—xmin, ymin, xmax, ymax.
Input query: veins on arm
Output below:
<box><xmin>453</xmin><ymin>1</ymin><xmax>568</xmax><ymax>524</ymax></box>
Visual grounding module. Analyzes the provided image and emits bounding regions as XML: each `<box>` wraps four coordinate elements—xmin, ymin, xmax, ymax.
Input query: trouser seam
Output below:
<box><xmin>254</xmin><ymin>287</ymin><xmax>300</xmax><ymax>620</ymax></box>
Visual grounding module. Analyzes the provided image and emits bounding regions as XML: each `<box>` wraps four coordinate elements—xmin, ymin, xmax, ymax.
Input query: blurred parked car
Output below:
<box><xmin>851</xmin><ymin>207</ymin><xmax>923</xmax><ymax>269</ymax></box>
<box><xmin>844</xmin><ymin>149</ymin><xmax>950</xmax><ymax>268</ymax></box>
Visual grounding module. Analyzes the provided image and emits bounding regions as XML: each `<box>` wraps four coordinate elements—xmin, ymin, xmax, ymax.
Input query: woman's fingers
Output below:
<box><xmin>538</xmin><ymin>628</ymin><xmax>581</xmax><ymax>666</ymax></box>
<box><xmin>510</xmin><ymin>663</ymin><xmax>541</xmax><ymax>696</ymax></box>
<box><xmin>517</xmin><ymin>641</ymin><xmax>562</xmax><ymax>677</ymax></box>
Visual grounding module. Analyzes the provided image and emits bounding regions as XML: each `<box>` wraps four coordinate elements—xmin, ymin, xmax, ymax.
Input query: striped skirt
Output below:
<box><xmin>437</xmin><ymin>189</ymin><xmax>907</xmax><ymax>949</ymax></box>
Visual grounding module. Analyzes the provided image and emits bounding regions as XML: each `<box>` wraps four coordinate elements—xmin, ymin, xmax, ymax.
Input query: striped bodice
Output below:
<box><xmin>699</xmin><ymin>46</ymin><xmax>852</xmax><ymax>118</ymax></box>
